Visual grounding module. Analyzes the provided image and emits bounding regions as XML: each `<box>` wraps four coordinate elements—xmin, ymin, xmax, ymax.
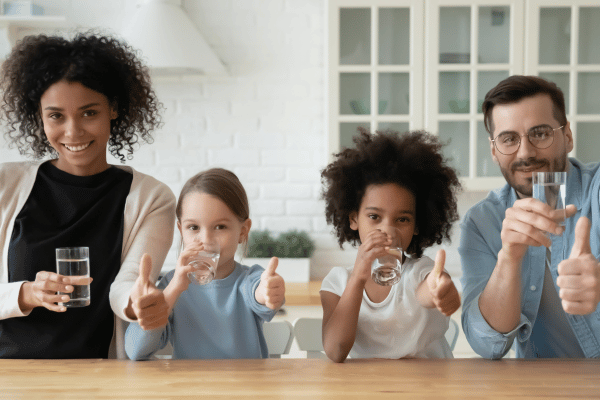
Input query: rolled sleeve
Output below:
<box><xmin>461</xmin><ymin>292</ymin><xmax>531</xmax><ymax>359</ymax></box>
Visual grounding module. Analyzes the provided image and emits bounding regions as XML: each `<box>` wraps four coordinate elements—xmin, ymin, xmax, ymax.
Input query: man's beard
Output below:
<box><xmin>500</xmin><ymin>156</ymin><xmax>567</xmax><ymax>197</ymax></box>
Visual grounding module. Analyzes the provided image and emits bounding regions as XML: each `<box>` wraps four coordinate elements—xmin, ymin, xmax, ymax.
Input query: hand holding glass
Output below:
<box><xmin>371</xmin><ymin>228</ymin><xmax>403</xmax><ymax>286</ymax></box>
<box><xmin>188</xmin><ymin>241</ymin><xmax>220</xmax><ymax>285</ymax></box>
<box><xmin>533</xmin><ymin>172</ymin><xmax>567</xmax><ymax>227</ymax></box>
<box><xmin>55</xmin><ymin>247</ymin><xmax>91</xmax><ymax>307</ymax></box>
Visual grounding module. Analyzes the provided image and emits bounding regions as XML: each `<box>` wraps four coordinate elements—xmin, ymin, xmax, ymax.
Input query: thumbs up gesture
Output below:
<box><xmin>426</xmin><ymin>249</ymin><xmax>461</xmax><ymax>316</ymax></box>
<box><xmin>255</xmin><ymin>257</ymin><xmax>285</xmax><ymax>310</ymax></box>
<box><xmin>125</xmin><ymin>254</ymin><xmax>170</xmax><ymax>330</ymax></box>
<box><xmin>557</xmin><ymin>217</ymin><xmax>600</xmax><ymax>315</ymax></box>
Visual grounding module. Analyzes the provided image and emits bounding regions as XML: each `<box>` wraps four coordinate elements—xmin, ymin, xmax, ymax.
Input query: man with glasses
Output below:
<box><xmin>459</xmin><ymin>75</ymin><xmax>600</xmax><ymax>359</ymax></box>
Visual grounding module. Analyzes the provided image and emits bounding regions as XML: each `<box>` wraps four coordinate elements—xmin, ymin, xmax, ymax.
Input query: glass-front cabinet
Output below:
<box><xmin>328</xmin><ymin>0</ymin><xmax>424</xmax><ymax>153</ymax></box>
<box><xmin>527</xmin><ymin>0</ymin><xmax>600</xmax><ymax>167</ymax></box>
<box><xmin>329</xmin><ymin>0</ymin><xmax>600</xmax><ymax>191</ymax></box>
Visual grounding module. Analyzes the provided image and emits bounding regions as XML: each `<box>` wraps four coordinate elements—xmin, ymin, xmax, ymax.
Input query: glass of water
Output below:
<box><xmin>371</xmin><ymin>228</ymin><xmax>403</xmax><ymax>286</ymax></box>
<box><xmin>188</xmin><ymin>241</ymin><xmax>220</xmax><ymax>285</ymax></box>
<box><xmin>533</xmin><ymin>171</ymin><xmax>567</xmax><ymax>227</ymax></box>
<box><xmin>55</xmin><ymin>247</ymin><xmax>91</xmax><ymax>307</ymax></box>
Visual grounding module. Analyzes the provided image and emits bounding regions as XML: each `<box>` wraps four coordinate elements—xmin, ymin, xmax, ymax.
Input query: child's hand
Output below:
<box><xmin>352</xmin><ymin>229</ymin><xmax>391</xmax><ymax>282</ymax></box>
<box><xmin>426</xmin><ymin>249</ymin><xmax>461</xmax><ymax>316</ymax></box>
<box><xmin>169</xmin><ymin>241</ymin><xmax>206</xmax><ymax>294</ymax></box>
<box><xmin>255</xmin><ymin>257</ymin><xmax>285</xmax><ymax>310</ymax></box>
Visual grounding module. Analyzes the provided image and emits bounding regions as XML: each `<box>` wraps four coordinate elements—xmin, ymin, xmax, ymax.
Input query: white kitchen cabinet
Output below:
<box><xmin>526</xmin><ymin>0</ymin><xmax>600</xmax><ymax>166</ymax></box>
<box><xmin>0</xmin><ymin>15</ymin><xmax>67</xmax><ymax>59</ymax></box>
<box><xmin>328</xmin><ymin>0</ymin><xmax>424</xmax><ymax>154</ymax></box>
<box><xmin>328</xmin><ymin>0</ymin><xmax>600</xmax><ymax>191</ymax></box>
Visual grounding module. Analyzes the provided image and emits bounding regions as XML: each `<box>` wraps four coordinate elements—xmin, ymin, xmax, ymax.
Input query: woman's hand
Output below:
<box><xmin>18</xmin><ymin>271</ymin><xmax>93</xmax><ymax>313</ymax></box>
<box><xmin>125</xmin><ymin>254</ymin><xmax>169</xmax><ymax>330</ymax></box>
<box><xmin>351</xmin><ymin>229</ymin><xmax>391</xmax><ymax>283</ymax></box>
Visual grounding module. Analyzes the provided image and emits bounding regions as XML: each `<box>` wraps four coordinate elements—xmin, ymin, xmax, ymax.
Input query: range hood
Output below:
<box><xmin>122</xmin><ymin>0</ymin><xmax>227</xmax><ymax>76</ymax></box>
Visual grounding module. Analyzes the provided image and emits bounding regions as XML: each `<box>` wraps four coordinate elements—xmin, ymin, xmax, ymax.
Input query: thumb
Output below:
<box><xmin>432</xmin><ymin>249</ymin><xmax>445</xmax><ymax>282</ymax></box>
<box><xmin>570</xmin><ymin>216</ymin><xmax>592</xmax><ymax>259</ymax></box>
<box><xmin>139</xmin><ymin>253</ymin><xmax>153</xmax><ymax>287</ymax></box>
<box><xmin>265</xmin><ymin>257</ymin><xmax>279</xmax><ymax>276</ymax></box>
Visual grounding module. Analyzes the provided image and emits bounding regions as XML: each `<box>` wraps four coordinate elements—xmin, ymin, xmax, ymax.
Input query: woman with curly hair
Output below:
<box><xmin>320</xmin><ymin>128</ymin><xmax>462</xmax><ymax>362</ymax></box>
<box><xmin>0</xmin><ymin>32</ymin><xmax>175</xmax><ymax>359</ymax></box>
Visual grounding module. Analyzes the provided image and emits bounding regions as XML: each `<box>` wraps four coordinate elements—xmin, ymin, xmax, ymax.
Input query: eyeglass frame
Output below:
<box><xmin>490</xmin><ymin>125</ymin><xmax>565</xmax><ymax>155</ymax></box>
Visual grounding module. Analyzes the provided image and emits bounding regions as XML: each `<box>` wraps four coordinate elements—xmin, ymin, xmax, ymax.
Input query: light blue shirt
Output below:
<box><xmin>125</xmin><ymin>262</ymin><xmax>277</xmax><ymax>360</ymax></box>
<box><xmin>459</xmin><ymin>159</ymin><xmax>600</xmax><ymax>359</ymax></box>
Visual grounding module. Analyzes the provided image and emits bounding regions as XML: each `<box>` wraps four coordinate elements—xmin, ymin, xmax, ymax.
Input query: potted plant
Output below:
<box><xmin>242</xmin><ymin>229</ymin><xmax>315</xmax><ymax>283</ymax></box>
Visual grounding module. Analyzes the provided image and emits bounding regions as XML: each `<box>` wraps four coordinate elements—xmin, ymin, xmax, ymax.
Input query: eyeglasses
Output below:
<box><xmin>491</xmin><ymin>125</ymin><xmax>564</xmax><ymax>155</ymax></box>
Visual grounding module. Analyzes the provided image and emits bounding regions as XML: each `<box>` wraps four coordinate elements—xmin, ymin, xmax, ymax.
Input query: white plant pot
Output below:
<box><xmin>241</xmin><ymin>257</ymin><xmax>310</xmax><ymax>283</ymax></box>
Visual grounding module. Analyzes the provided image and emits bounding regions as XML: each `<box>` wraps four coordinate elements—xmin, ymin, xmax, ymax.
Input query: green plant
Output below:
<box><xmin>275</xmin><ymin>230</ymin><xmax>315</xmax><ymax>258</ymax></box>
<box><xmin>247</xmin><ymin>230</ymin><xmax>277</xmax><ymax>258</ymax></box>
<box><xmin>247</xmin><ymin>229</ymin><xmax>315</xmax><ymax>258</ymax></box>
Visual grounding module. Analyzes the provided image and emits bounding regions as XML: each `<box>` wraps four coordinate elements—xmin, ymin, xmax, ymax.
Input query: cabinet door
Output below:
<box><xmin>425</xmin><ymin>0</ymin><xmax>524</xmax><ymax>191</ymax></box>
<box><xmin>526</xmin><ymin>0</ymin><xmax>600</xmax><ymax>165</ymax></box>
<box><xmin>328</xmin><ymin>0</ymin><xmax>423</xmax><ymax>154</ymax></box>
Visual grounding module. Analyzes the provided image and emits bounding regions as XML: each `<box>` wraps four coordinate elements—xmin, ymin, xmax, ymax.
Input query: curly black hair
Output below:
<box><xmin>321</xmin><ymin>128</ymin><xmax>461</xmax><ymax>258</ymax></box>
<box><xmin>0</xmin><ymin>31</ymin><xmax>162</xmax><ymax>162</ymax></box>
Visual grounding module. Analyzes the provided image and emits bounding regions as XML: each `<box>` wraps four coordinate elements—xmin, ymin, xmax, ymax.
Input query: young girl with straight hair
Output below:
<box><xmin>125</xmin><ymin>168</ymin><xmax>285</xmax><ymax>360</ymax></box>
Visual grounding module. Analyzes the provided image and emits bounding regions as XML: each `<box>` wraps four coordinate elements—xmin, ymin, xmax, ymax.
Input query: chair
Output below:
<box><xmin>445</xmin><ymin>319</ymin><xmax>459</xmax><ymax>351</ymax></box>
<box><xmin>293</xmin><ymin>317</ymin><xmax>327</xmax><ymax>359</ymax></box>
<box><xmin>263</xmin><ymin>320</ymin><xmax>294</xmax><ymax>358</ymax></box>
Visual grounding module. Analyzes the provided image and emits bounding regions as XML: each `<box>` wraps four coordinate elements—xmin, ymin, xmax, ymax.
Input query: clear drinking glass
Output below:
<box><xmin>55</xmin><ymin>247</ymin><xmax>91</xmax><ymax>307</ymax></box>
<box><xmin>371</xmin><ymin>228</ymin><xmax>403</xmax><ymax>286</ymax></box>
<box><xmin>533</xmin><ymin>171</ymin><xmax>567</xmax><ymax>227</ymax></box>
<box><xmin>187</xmin><ymin>241</ymin><xmax>220</xmax><ymax>285</ymax></box>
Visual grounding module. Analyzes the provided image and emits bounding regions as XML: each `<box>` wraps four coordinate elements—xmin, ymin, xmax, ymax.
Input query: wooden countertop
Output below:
<box><xmin>2</xmin><ymin>358</ymin><xmax>599</xmax><ymax>399</ymax></box>
<box><xmin>285</xmin><ymin>281</ymin><xmax>322</xmax><ymax>306</ymax></box>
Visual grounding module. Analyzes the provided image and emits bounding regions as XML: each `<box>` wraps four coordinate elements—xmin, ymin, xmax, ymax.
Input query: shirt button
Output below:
<box><xmin>530</xmin><ymin>285</ymin><xmax>536</xmax><ymax>291</ymax></box>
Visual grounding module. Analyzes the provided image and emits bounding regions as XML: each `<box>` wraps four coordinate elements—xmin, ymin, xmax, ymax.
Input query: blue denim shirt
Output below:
<box><xmin>459</xmin><ymin>159</ymin><xmax>600</xmax><ymax>359</ymax></box>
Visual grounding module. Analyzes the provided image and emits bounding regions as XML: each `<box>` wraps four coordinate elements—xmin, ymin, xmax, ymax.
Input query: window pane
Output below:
<box><xmin>576</xmin><ymin>123</ymin><xmax>600</xmax><ymax>164</ymax></box>
<box><xmin>379</xmin><ymin>8</ymin><xmax>410</xmax><ymax>65</ymax></box>
<box><xmin>439</xmin><ymin>72</ymin><xmax>470</xmax><ymax>114</ymax></box>
<box><xmin>538</xmin><ymin>72</ymin><xmax>570</xmax><ymax>114</ymax></box>
<box><xmin>377</xmin><ymin>122</ymin><xmax>409</xmax><ymax>133</ymax></box>
<box><xmin>579</xmin><ymin>7</ymin><xmax>600</xmax><ymax>65</ymax></box>
<box><xmin>340</xmin><ymin>73</ymin><xmax>371</xmax><ymax>115</ymax></box>
<box><xmin>340</xmin><ymin>8</ymin><xmax>371</xmax><ymax>65</ymax></box>
<box><xmin>379</xmin><ymin>73</ymin><xmax>409</xmax><ymax>115</ymax></box>
<box><xmin>438</xmin><ymin>121</ymin><xmax>470</xmax><ymax>177</ymax></box>
<box><xmin>479</xmin><ymin>6</ymin><xmax>510</xmax><ymax>64</ymax></box>
<box><xmin>478</xmin><ymin>71</ymin><xmax>509</xmax><ymax>114</ymax></box>
<box><xmin>477</xmin><ymin>121</ymin><xmax>501</xmax><ymax>177</ymax></box>
<box><xmin>539</xmin><ymin>8</ymin><xmax>571</xmax><ymax>65</ymax></box>
<box><xmin>577</xmin><ymin>73</ymin><xmax>600</xmax><ymax>114</ymax></box>
<box><xmin>340</xmin><ymin>122</ymin><xmax>370</xmax><ymax>149</ymax></box>
<box><xmin>439</xmin><ymin>7</ymin><xmax>471</xmax><ymax>64</ymax></box>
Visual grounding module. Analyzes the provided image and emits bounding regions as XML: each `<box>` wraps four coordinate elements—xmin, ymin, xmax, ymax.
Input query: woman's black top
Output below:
<box><xmin>1</xmin><ymin>161</ymin><xmax>132</xmax><ymax>358</ymax></box>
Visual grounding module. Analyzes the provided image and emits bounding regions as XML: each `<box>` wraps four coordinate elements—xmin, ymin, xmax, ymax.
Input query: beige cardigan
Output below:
<box><xmin>0</xmin><ymin>161</ymin><xmax>176</xmax><ymax>358</ymax></box>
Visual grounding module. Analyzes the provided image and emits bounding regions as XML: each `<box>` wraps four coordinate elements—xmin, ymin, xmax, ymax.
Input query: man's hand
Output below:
<box><xmin>426</xmin><ymin>249</ymin><xmax>461</xmax><ymax>316</ymax></box>
<box><xmin>125</xmin><ymin>254</ymin><xmax>169</xmax><ymax>330</ymax></box>
<box><xmin>557</xmin><ymin>217</ymin><xmax>600</xmax><ymax>315</ymax></box>
<box><xmin>255</xmin><ymin>257</ymin><xmax>285</xmax><ymax>310</ymax></box>
<box><xmin>500</xmin><ymin>199</ymin><xmax>576</xmax><ymax>264</ymax></box>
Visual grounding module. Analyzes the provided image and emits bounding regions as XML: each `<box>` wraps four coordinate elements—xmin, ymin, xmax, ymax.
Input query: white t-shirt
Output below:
<box><xmin>320</xmin><ymin>256</ymin><xmax>453</xmax><ymax>359</ymax></box>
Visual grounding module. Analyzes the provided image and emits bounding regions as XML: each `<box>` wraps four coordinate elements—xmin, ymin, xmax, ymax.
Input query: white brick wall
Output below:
<box><xmin>0</xmin><ymin>0</ymin><xmax>487</xmax><ymax>280</ymax></box>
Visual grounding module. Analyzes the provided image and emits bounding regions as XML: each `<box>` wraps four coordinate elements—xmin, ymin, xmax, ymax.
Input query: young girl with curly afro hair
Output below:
<box><xmin>0</xmin><ymin>32</ymin><xmax>175</xmax><ymax>359</ymax></box>
<box><xmin>320</xmin><ymin>128</ymin><xmax>462</xmax><ymax>362</ymax></box>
